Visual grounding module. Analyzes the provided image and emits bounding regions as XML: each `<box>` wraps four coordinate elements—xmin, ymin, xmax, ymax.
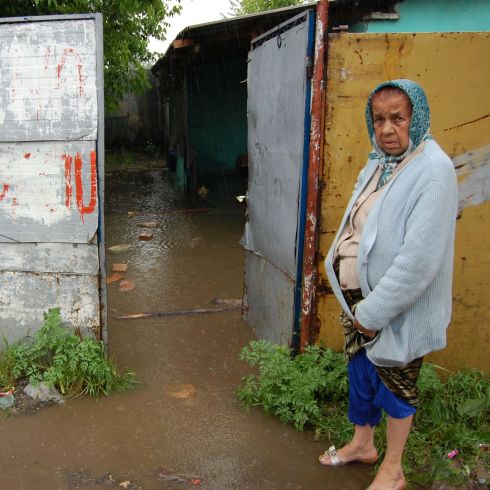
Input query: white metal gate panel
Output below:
<box><xmin>0</xmin><ymin>15</ymin><xmax>105</xmax><ymax>346</ymax></box>
<box><xmin>243</xmin><ymin>11</ymin><xmax>314</xmax><ymax>345</ymax></box>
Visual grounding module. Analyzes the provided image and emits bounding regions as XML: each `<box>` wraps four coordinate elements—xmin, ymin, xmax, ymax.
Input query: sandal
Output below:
<box><xmin>319</xmin><ymin>445</ymin><xmax>378</xmax><ymax>467</ymax></box>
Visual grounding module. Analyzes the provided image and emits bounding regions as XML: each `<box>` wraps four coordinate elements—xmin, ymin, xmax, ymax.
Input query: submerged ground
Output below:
<box><xmin>2</xmin><ymin>165</ymin><xmax>379</xmax><ymax>489</ymax></box>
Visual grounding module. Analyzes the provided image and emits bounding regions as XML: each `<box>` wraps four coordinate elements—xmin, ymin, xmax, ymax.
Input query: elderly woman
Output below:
<box><xmin>320</xmin><ymin>80</ymin><xmax>458</xmax><ymax>490</ymax></box>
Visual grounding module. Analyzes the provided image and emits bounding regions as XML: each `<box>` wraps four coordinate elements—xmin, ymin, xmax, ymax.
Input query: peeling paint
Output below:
<box><xmin>0</xmin><ymin>271</ymin><xmax>99</xmax><ymax>343</ymax></box>
<box><xmin>454</xmin><ymin>145</ymin><xmax>490</xmax><ymax>211</ymax></box>
<box><xmin>0</xmin><ymin>20</ymin><xmax>97</xmax><ymax>142</ymax></box>
<box><xmin>0</xmin><ymin>183</ymin><xmax>9</xmax><ymax>200</ymax></box>
<box><xmin>306</xmin><ymin>212</ymin><xmax>317</xmax><ymax>227</ymax></box>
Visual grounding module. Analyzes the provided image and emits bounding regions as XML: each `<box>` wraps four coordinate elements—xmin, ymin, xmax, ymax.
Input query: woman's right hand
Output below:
<box><xmin>353</xmin><ymin>318</ymin><xmax>377</xmax><ymax>339</ymax></box>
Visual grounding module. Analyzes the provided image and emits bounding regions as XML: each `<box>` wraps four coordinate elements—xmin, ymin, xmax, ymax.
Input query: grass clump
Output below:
<box><xmin>0</xmin><ymin>308</ymin><xmax>136</xmax><ymax>397</ymax></box>
<box><xmin>236</xmin><ymin>340</ymin><xmax>490</xmax><ymax>487</ymax></box>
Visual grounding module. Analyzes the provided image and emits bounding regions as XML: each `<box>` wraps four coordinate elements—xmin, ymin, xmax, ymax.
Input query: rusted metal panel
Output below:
<box><xmin>0</xmin><ymin>272</ymin><xmax>100</xmax><ymax>344</ymax></box>
<box><xmin>0</xmin><ymin>243</ymin><xmax>98</xmax><ymax>274</ymax></box>
<box><xmin>317</xmin><ymin>32</ymin><xmax>490</xmax><ymax>371</ymax></box>
<box><xmin>0</xmin><ymin>141</ymin><xmax>98</xmax><ymax>243</ymax></box>
<box><xmin>0</xmin><ymin>19</ymin><xmax>97</xmax><ymax>142</ymax></box>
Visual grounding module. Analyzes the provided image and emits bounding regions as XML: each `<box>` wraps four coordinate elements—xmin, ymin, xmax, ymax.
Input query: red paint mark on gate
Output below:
<box><xmin>24</xmin><ymin>153</ymin><xmax>31</xmax><ymax>159</ymax></box>
<box><xmin>74</xmin><ymin>151</ymin><xmax>97</xmax><ymax>222</ymax></box>
<box><xmin>0</xmin><ymin>184</ymin><xmax>9</xmax><ymax>201</ymax></box>
<box><xmin>77</xmin><ymin>64</ymin><xmax>85</xmax><ymax>97</ymax></box>
<box><xmin>63</xmin><ymin>154</ymin><xmax>73</xmax><ymax>208</ymax></box>
<box><xmin>63</xmin><ymin>151</ymin><xmax>97</xmax><ymax>221</ymax></box>
<box><xmin>44</xmin><ymin>47</ymin><xmax>52</xmax><ymax>70</ymax></box>
<box><xmin>57</xmin><ymin>48</ymin><xmax>85</xmax><ymax>96</ymax></box>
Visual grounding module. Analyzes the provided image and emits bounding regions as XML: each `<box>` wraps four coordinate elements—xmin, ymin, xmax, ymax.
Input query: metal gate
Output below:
<box><xmin>243</xmin><ymin>10</ymin><xmax>314</xmax><ymax>346</ymax></box>
<box><xmin>0</xmin><ymin>14</ymin><xmax>106</xmax><ymax>346</ymax></box>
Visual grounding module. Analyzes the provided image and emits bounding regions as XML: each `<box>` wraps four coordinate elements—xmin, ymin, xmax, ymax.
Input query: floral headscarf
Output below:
<box><xmin>365</xmin><ymin>79</ymin><xmax>432</xmax><ymax>173</ymax></box>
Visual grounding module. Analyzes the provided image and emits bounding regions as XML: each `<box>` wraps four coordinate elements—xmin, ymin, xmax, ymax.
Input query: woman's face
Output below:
<box><xmin>371</xmin><ymin>89</ymin><xmax>412</xmax><ymax>156</ymax></box>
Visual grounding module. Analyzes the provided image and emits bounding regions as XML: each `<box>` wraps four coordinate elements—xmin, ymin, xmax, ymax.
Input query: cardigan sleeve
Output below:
<box><xmin>354</xmin><ymin>159</ymin><xmax>458</xmax><ymax>331</ymax></box>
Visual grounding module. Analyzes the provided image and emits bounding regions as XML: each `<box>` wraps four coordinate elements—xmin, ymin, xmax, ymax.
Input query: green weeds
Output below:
<box><xmin>106</xmin><ymin>148</ymin><xmax>134</xmax><ymax>166</ymax></box>
<box><xmin>236</xmin><ymin>340</ymin><xmax>490</xmax><ymax>486</ymax></box>
<box><xmin>0</xmin><ymin>308</ymin><xmax>136</xmax><ymax>398</ymax></box>
<box><xmin>237</xmin><ymin>340</ymin><xmax>347</xmax><ymax>430</ymax></box>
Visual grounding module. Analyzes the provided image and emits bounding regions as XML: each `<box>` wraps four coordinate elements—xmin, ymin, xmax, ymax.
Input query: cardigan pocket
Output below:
<box><xmin>364</xmin><ymin>317</ymin><xmax>412</xmax><ymax>367</ymax></box>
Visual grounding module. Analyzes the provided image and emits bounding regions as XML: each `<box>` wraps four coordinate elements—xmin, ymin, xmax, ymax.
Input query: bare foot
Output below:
<box><xmin>367</xmin><ymin>464</ymin><xmax>406</xmax><ymax>490</ymax></box>
<box><xmin>319</xmin><ymin>441</ymin><xmax>378</xmax><ymax>466</ymax></box>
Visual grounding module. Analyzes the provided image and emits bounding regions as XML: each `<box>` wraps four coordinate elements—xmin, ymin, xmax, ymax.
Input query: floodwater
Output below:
<box><xmin>2</xmin><ymin>168</ymin><xmax>377</xmax><ymax>489</ymax></box>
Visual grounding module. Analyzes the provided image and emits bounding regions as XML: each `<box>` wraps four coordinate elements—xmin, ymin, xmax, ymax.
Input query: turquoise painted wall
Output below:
<box><xmin>173</xmin><ymin>156</ymin><xmax>186</xmax><ymax>193</ymax></box>
<box><xmin>352</xmin><ymin>0</ymin><xmax>490</xmax><ymax>33</ymax></box>
<box><xmin>188</xmin><ymin>58</ymin><xmax>247</xmax><ymax>175</ymax></box>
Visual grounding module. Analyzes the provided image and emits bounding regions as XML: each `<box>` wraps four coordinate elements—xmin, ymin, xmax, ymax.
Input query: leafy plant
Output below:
<box><xmin>0</xmin><ymin>308</ymin><xmax>136</xmax><ymax>397</ymax></box>
<box><xmin>236</xmin><ymin>340</ymin><xmax>490</xmax><ymax>486</ymax></box>
<box><xmin>237</xmin><ymin>340</ymin><xmax>347</xmax><ymax>430</ymax></box>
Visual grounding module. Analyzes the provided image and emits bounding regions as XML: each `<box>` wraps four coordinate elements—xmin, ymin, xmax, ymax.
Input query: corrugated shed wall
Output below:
<box><xmin>0</xmin><ymin>16</ymin><xmax>103</xmax><ymax>346</ymax></box>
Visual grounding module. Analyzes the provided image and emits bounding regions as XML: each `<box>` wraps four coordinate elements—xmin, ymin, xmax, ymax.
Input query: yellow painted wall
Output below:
<box><xmin>316</xmin><ymin>32</ymin><xmax>490</xmax><ymax>372</ymax></box>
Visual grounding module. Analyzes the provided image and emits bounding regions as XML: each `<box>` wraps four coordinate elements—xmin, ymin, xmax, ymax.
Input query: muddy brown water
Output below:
<box><xmin>2</xmin><ymin>169</ymin><xmax>377</xmax><ymax>489</ymax></box>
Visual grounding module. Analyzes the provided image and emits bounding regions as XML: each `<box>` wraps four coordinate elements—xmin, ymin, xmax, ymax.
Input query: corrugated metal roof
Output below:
<box><xmin>176</xmin><ymin>2</ymin><xmax>317</xmax><ymax>38</ymax></box>
<box><xmin>152</xmin><ymin>0</ymin><xmax>398</xmax><ymax>74</ymax></box>
<box><xmin>152</xmin><ymin>3</ymin><xmax>317</xmax><ymax>73</ymax></box>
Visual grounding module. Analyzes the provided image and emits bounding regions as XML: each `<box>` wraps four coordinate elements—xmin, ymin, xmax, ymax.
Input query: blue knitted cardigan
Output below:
<box><xmin>324</xmin><ymin>80</ymin><xmax>458</xmax><ymax>367</ymax></box>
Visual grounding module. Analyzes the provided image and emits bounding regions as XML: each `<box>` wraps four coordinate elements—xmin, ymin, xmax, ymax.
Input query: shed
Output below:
<box><xmin>151</xmin><ymin>2</ymin><xmax>399</xmax><ymax>192</ymax></box>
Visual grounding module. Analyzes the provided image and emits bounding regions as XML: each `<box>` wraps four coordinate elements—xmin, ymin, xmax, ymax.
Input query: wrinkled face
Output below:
<box><xmin>371</xmin><ymin>88</ymin><xmax>412</xmax><ymax>156</ymax></box>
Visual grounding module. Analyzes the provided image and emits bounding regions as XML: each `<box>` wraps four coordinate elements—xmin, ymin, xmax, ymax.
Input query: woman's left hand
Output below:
<box><xmin>353</xmin><ymin>318</ymin><xmax>377</xmax><ymax>339</ymax></box>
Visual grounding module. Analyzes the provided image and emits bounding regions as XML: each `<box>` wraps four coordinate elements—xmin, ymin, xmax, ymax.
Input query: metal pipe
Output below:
<box><xmin>299</xmin><ymin>0</ymin><xmax>329</xmax><ymax>351</ymax></box>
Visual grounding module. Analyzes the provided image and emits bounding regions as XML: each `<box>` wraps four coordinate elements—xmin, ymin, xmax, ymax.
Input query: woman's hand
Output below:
<box><xmin>353</xmin><ymin>318</ymin><xmax>377</xmax><ymax>339</ymax></box>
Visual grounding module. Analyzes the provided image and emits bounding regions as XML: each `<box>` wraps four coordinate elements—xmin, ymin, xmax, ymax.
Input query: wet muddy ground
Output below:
<box><xmin>2</xmin><ymin>167</ymin><xmax>379</xmax><ymax>489</ymax></box>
